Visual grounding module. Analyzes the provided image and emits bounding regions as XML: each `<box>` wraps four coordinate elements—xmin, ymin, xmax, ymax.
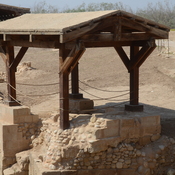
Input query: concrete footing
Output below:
<box><xmin>69</xmin><ymin>98</ymin><xmax>94</xmax><ymax>113</ymax></box>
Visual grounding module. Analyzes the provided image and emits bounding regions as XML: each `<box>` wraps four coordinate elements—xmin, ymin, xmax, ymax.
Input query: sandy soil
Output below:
<box><xmin>0</xmin><ymin>32</ymin><xmax>175</xmax><ymax>137</ymax></box>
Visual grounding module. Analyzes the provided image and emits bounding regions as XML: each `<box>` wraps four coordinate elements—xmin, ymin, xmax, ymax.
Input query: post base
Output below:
<box><xmin>125</xmin><ymin>104</ymin><xmax>144</xmax><ymax>112</ymax></box>
<box><xmin>69</xmin><ymin>98</ymin><xmax>94</xmax><ymax>113</ymax></box>
<box><xmin>69</xmin><ymin>93</ymin><xmax>83</xmax><ymax>99</ymax></box>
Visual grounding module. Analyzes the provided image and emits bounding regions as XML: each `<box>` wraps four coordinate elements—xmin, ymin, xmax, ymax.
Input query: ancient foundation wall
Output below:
<box><xmin>2</xmin><ymin>108</ymin><xmax>175</xmax><ymax>175</ymax></box>
<box><xmin>0</xmin><ymin>104</ymin><xmax>39</xmax><ymax>175</ymax></box>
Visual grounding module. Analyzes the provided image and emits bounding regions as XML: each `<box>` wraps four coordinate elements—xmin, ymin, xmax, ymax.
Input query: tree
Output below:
<box><xmin>136</xmin><ymin>0</ymin><xmax>175</xmax><ymax>28</ymax></box>
<box><xmin>31</xmin><ymin>1</ymin><xmax>59</xmax><ymax>13</ymax></box>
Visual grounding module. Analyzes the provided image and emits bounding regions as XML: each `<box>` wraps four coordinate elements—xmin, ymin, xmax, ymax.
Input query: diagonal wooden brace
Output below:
<box><xmin>130</xmin><ymin>39</ymin><xmax>156</xmax><ymax>71</ymax></box>
<box><xmin>60</xmin><ymin>41</ymin><xmax>85</xmax><ymax>74</ymax></box>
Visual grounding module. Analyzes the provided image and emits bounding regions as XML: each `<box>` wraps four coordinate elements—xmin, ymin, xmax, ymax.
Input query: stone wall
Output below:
<box><xmin>0</xmin><ymin>104</ymin><xmax>39</xmax><ymax>174</ymax></box>
<box><xmin>3</xmin><ymin>111</ymin><xmax>175</xmax><ymax>175</ymax></box>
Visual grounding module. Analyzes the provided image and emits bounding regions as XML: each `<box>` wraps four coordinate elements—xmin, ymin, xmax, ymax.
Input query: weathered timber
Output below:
<box><xmin>113</xmin><ymin>18</ymin><xmax>121</xmax><ymax>40</ymax></box>
<box><xmin>60</xmin><ymin>43</ymin><xmax>85</xmax><ymax>73</ymax></box>
<box><xmin>130</xmin><ymin>40</ymin><xmax>156</xmax><ymax>70</ymax></box>
<box><xmin>59</xmin><ymin>44</ymin><xmax>71</xmax><ymax>130</ymax></box>
<box><xmin>130</xmin><ymin>46</ymin><xmax>139</xmax><ymax>105</ymax></box>
<box><xmin>121</xmin><ymin>17</ymin><xmax>169</xmax><ymax>39</ymax></box>
<box><xmin>5</xmin><ymin>44</ymin><xmax>19</xmax><ymax>106</ymax></box>
<box><xmin>80</xmin><ymin>33</ymin><xmax>159</xmax><ymax>43</ymax></box>
<box><xmin>61</xmin><ymin>16</ymin><xmax>120</xmax><ymax>43</ymax></box>
<box><xmin>114</xmin><ymin>46</ymin><xmax>130</xmax><ymax>71</ymax></box>
<box><xmin>125</xmin><ymin>46</ymin><xmax>144</xmax><ymax>111</ymax></box>
<box><xmin>10</xmin><ymin>47</ymin><xmax>28</xmax><ymax>71</ymax></box>
<box><xmin>70</xmin><ymin>63</ymin><xmax>83</xmax><ymax>99</ymax></box>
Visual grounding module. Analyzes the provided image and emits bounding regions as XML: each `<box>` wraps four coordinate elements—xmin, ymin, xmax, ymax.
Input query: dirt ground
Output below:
<box><xmin>0</xmin><ymin>32</ymin><xmax>175</xmax><ymax>137</ymax></box>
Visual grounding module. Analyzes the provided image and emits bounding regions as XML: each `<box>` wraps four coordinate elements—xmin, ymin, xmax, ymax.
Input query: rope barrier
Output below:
<box><xmin>7</xmin><ymin>82</ymin><xmax>59</xmax><ymax>99</ymax></box>
<box><xmin>16</xmin><ymin>82</ymin><xmax>59</xmax><ymax>86</ymax></box>
<box><xmin>79</xmin><ymin>87</ymin><xmax>129</xmax><ymax>102</ymax></box>
<box><xmin>79</xmin><ymin>80</ymin><xmax>129</xmax><ymax>93</ymax></box>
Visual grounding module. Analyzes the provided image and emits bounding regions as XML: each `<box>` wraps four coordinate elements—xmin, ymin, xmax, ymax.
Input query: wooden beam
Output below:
<box><xmin>84</xmin><ymin>40</ymin><xmax>149</xmax><ymax>48</ymax></box>
<box><xmin>11</xmin><ymin>40</ymin><xmax>60</xmax><ymax>49</ymax></box>
<box><xmin>60</xmin><ymin>42</ymin><xmax>85</xmax><ymax>74</ymax></box>
<box><xmin>113</xmin><ymin>18</ymin><xmax>122</xmax><ymax>41</ymax></box>
<box><xmin>70</xmin><ymin>63</ymin><xmax>83</xmax><ymax>99</ymax></box>
<box><xmin>10</xmin><ymin>47</ymin><xmax>28</xmax><ymax>71</ymax></box>
<box><xmin>61</xmin><ymin>16</ymin><xmax>120</xmax><ymax>43</ymax></box>
<box><xmin>137</xmin><ymin>46</ymin><xmax>156</xmax><ymax>68</ymax></box>
<box><xmin>130</xmin><ymin>40</ymin><xmax>156</xmax><ymax>70</ymax></box>
<box><xmin>81</xmin><ymin>32</ymin><xmax>158</xmax><ymax>43</ymax></box>
<box><xmin>114</xmin><ymin>46</ymin><xmax>130</xmax><ymax>71</ymax></box>
<box><xmin>130</xmin><ymin>46</ymin><xmax>139</xmax><ymax>105</ymax></box>
<box><xmin>59</xmin><ymin>44</ymin><xmax>70</xmax><ymax>130</ymax></box>
<box><xmin>5</xmin><ymin>44</ymin><xmax>19</xmax><ymax>106</ymax></box>
<box><xmin>121</xmin><ymin>17</ymin><xmax>168</xmax><ymax>39</ymax></box>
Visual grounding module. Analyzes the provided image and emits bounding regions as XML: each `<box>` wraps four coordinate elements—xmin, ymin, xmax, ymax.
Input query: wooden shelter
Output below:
<box><xmin>0</xmin><ymin>10</ymin><xmax>170</xmax><ymax>129</ymax></box>
<box><xmin>0</xmin><ymin>4</ymin><xmax>30</xmax><ymax>21</ymax></box>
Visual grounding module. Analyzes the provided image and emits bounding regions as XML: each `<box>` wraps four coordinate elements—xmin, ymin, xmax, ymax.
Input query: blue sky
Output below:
<box><xmin>1</xmin><ymin>0</ymin><xmax>175</xmax><ymax>11</ymax></box>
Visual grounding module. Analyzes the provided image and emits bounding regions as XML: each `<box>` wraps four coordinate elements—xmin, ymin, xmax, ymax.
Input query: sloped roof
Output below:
<box><xmin>0</xmin><ymin>10</ymin><xmax>169</xmax><ymax>34</ymax></box>
<box><xmin>0</xmin><ymin>4</ymin><xmax>30</xmax><ymax>21</ymax></box>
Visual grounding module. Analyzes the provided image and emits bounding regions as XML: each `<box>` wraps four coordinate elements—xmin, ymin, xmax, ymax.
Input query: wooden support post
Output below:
<box><xmin>70</xmin><ymin>63</ymin><xmax>83</xmax><ymax>99</ymax></box>
<box><xmin>59</xmin><ymin>44</ymin><xmax>70</xmax><ymax>130</ymax></box>
<box><xmin>125</xmin><ymin>45</ymin><xmax>143</xmax><ymax>112</ymax></box>
<box><xmin>5</xmin><ymin>45</ymin><xmax>19</xmax><ymax>106</ymax></box>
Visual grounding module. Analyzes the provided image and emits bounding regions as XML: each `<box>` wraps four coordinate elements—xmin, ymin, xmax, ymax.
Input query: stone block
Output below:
<box><xmin>121</xmin><ymin>118</ymin><xmax>135</xmax><ymax>128</ymax></box>
<box><xmin>0</xmin><ymin>104</ymin><xmax>31</xmax><ymax>124</ymax></box>
<box><xmin>1</xmin><ymin>124</ymin><xmax>30</xmax><ymax>156</ymax></box>
<box><xmin>139</xmin><ymin>115</ymin><xmax>160</xmax><ymax>126</ymax></box>
<box><xmin>92</xmin><ymin>119</ymin><xmax>120</xmax><ymax>139</ymax></box>
<box><xmin>138</xmin><ymin>136</ymin><xmax>151</xmax><ymax>146</ymax></box>
<box><xmin>143</xmin><ymin>125</ymin><xmax>161</xmax><ymax>135</ymax></box>
<box><xmin>69</xmin><ymin>98</ymin><xmax>94</xmax><ymax>113</ymax></box>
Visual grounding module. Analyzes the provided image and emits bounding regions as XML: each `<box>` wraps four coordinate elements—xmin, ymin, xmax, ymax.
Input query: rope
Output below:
<box><xmin>7</xmin><ymin>82</ymin><xmax>59</xmax><ymax>98</ymax></box>
<box><xmin>79</xmin><ymin>87</ymin><xmax>129</xmax><ymax>102</ymax></box>
<box><xmin>79</xmin><ymin>80</ymin><xmax>129</xmax><ymax>93</ymax></box>
<box><xmin>8</xmin><ymin>94</ymin><xmax>28</xmax><ymax>107</ymax></box>
<box><xmin>16</xmin><ymin>82</ymin><xmax>59</xmax><ymax>86</ymax></box>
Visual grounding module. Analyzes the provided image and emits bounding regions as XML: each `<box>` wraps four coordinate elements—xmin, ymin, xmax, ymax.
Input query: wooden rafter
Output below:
<box><xmin>121</xmin><ymin>17</ymin><xmax>168</xmax><ymax>39</ymax></box>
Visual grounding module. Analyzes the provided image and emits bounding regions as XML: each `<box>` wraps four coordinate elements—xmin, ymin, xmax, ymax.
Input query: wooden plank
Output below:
<box><xmin>81</xmin><ymin>33</ymin><xmax>158</xmax><ymax>43</ymax></box>
<box><xmin>121</xmin><ymin>17</ymin><xmax>168</xmax><ymax>39</ymax></box>
<box><xmin>130</xmin><ymin>46</ymin><xmax>139</xmax><ymax>105</ymax></box>
<box><xmin>10</xmin><ymin>47</ymin><xmax>28</xmax><ymax>71</ymax></box>
<box><xmin>59</xmin><ymin>44</ymin><xmax>70</xmax><ymax>130</ymax></box>
<box><xmin>69</xmin><ymin>49</ymin><xmax>85</xmax><ymax>73</ymax></box>
<box><xmin>130</xmin><ymin>40</ymin><xmax>156</xmax><ymax>70</ymax></box>
<box><xmin>113</xmin><ymin>18</ymin><xmax>121</xmax><ymax>41</ymax></box>
<box><xmin>114</xmin><ymin>46</ymin><xmax>130</xmax><ymax>71</ymax></box>
<box><xmin>137</xmin><ymin>46</ymin><xmax>156</xmax><ymax>68</ymax></box>
<box><xmin>84</xmin><ymin>40</ymin><xmax>148</xmax><ymax>48</ymax></box>
<box><xmin>61</xmin><ymin>16</ymin><xmax>120</xmax><ymax>43</ymax></box>
<box><xmin>11</xmin><ymin>40</ymin><xmax>60</xmax><ymax>49</ymax></box>
<box><xmin>120</xmin><ymin>10</ymin><xmax>170</xmax><ymax>31</ymax></box>
<box><xmin>5</xmin><ymin>44</ymin><xmax>19</xmax><ymax>105</ymax></box>
<box><xmin>60</xmin><ymin>43</ymin><xmax>85</xmax><ymax>73</ymax></box>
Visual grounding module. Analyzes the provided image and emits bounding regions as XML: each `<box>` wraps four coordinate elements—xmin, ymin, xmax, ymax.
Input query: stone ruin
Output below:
<box><xmin>0</xmin><ymin>104</ymin><xmax>175</xmax><ymax>175</ymax></box>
